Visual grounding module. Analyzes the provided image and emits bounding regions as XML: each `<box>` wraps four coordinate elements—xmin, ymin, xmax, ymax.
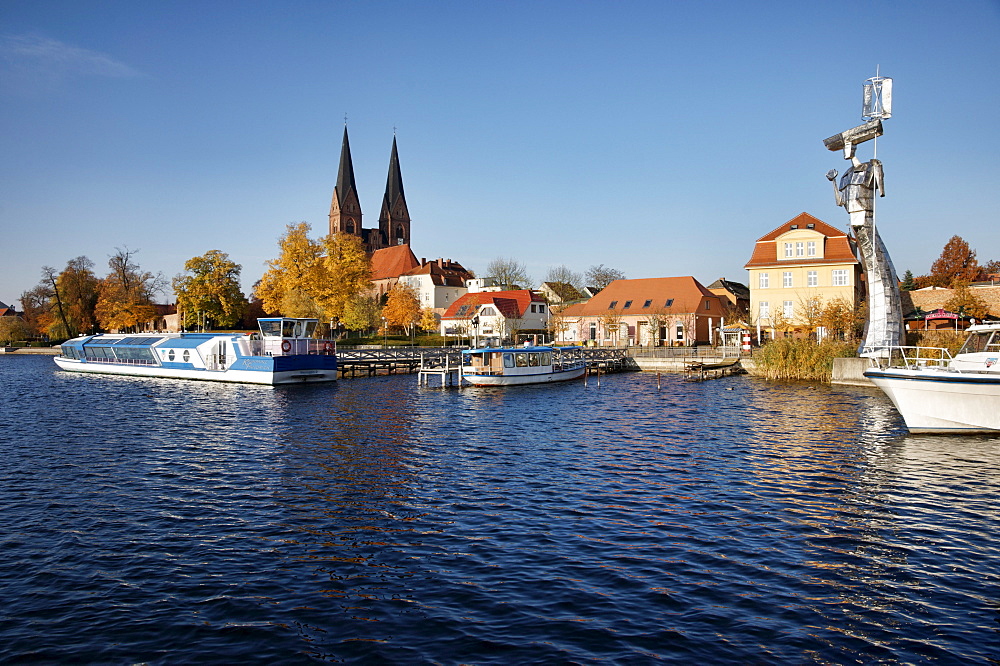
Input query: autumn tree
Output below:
<box><xmin>382</xmin><ymin>283</ymin><xmax>421</xmax><ymax>334</ymax></box>
<box><xmin>944</xmin><ymin>283</ymin><xmax>989</xmax><ymax>320</ymax></box>
<box><xmin>58</xmin><ymin>256</ymin><xmax>100</xmax><ymax>336</ymax></box>
<box><xmin>173</xmin><ymin>250</ymin><xmax>248</xmax><ymax>330</ymax></box>
<box><xmin>796</xmin><ymin>295</ymin><xmax>825</xmax><ymax>336</ymax></box>
<box><xmin>18</xmin><ymin>286</ymin><xmax>50</xmax><ymax>338</ymax></box>
<box><xmin>255</xmin><ymin>223</ymin><xmax>371</xmax><ymax>321</ymax></box>
<box><xmin>316</xmin><ymin>232</ymin><xmax>371</xmax><ymax>320</ymax></box>
<box><xmin>485</xmin><ymin>256</ymin><xmax>532</xmax><ymax>289</ymax></box>
<box><xmin>547</xmin><ymin>304</ymin><xmax>571</xmax><ymax>341</ymax></box>
<box><xmin>419</xmin><ymin>308</ymin><xmax>439</xmax><ymax>333</ymax></box>
<box><xmin>40</xmin><ymin>265</ymin><xmax>72</xmax><ymax>339</ymax></box>
<box><xmin>820</xmin><ymin>297</ymin><xmax>866</xmax><ymax>341</ymax></box>
<box><xmin>95</xmin><ymin>247</ymin><xmax>166</xmax><ymax>332</ymax></box>
<box><xmin>927</xmin><ymin>235</ymin><xmax>980</xmax><ymax>288</ymax></box>
<box><xmin>644</xmin><ymin>309</ymin><xmax>668</xmax><ymax>346</ymax></box>
<box><xmin>585</xmin><ymin>264</ymin><xmax>626</xmax><ymax>289</ymax></box>
<box><xmin>255</xmin><ymin>223</ymin><xmax>325</xmax><ymax>317</ymax></box>
<box><xmin>600</xmin><ymin>309</ymin><xmax>624</xmax><ymax>345</ymax></box>
<box><xmin>341</xmin><ymin>294</ymin><xmax>382</xmax><ymax>333</ymax></box>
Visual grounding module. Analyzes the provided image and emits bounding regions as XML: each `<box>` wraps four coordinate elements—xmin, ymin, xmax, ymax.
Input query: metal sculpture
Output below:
<box><xmin>824</xmin><ymin>74</ymin><xmax>903</xmax><ymax>356</ymax></box>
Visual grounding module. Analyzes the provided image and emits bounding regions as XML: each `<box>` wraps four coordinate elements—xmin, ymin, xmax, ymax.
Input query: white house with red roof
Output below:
<box><xmin>440</xmin><ymin>289</ymin><xmax>549</xmax><ymax>345</ymax></box>
<box><xmin>556</xmin><ymin>277</ymin><xmax>726</xmax><ymax>346</ymax></box>
<box><xmin>398</xmin><ymin>257</ymin><xmax>474</xmax><ymax>317</ymax></box>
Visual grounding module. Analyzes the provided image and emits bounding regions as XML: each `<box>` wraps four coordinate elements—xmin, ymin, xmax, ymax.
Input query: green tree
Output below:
<box><xmin>0</xmin><ymin>316</ymin><xmax>29</xmax><ymax>345</ymax></box>
<box><xmin>173</xmin><ymin>250</ymin><xmax>248</xmax><ymax>330</ymax></box>
<box><xmin>900</xmin><ymin>269</ymin><xmax>916</xmax><ymax>291</ymax></box>
<box><xmin>341</xmin><ymin>294</ymin><xmax>382</xmax><ymax>333</ymax></box>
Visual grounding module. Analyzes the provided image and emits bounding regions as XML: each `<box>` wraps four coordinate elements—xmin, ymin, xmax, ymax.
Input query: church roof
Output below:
<box><xmin>382</xmin><ymin>136</ymin><xmax>405</xmax><ymax>208</ymax></box>
<box><xmin>370</xmin><ymin>244</ymin><xmax>419</xmax><ymax>281</ymax></box>
<box><xmin>335</xmin><ymin>126</ymin><xmax>358</xmax><ymax>202</ymax></box>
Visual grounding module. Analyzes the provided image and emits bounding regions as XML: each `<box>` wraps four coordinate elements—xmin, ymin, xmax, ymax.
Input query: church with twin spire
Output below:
<box><xmin>328</xmin><ymin>126</ymin><xmax>411</xmax><ymax>254</ymax></box>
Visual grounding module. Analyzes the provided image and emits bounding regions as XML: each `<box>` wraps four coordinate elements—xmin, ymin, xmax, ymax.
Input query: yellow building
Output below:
<box><xmin>744</xmin><ymin>212</ymin><xmax>862</xmax><ymax>339</ymax></box>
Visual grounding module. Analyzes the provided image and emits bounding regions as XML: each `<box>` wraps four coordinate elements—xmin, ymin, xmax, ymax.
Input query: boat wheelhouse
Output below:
<box><xmin>461</xmin><ymin>345</ymin><xmax>586</xmax><ymax>386</ymax></box>
<box><xmin>863</xmin><ymin>321</ymin><xmax>1000</xmax><ymax>433</ymax></box>
<box><xmin>54</xmin><ymin>318</ymin><xmax>337</xmax><ymax>384</ymax></box>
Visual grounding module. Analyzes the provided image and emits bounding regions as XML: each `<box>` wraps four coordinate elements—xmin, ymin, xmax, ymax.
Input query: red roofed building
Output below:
<box><xmin>398</xmin><ymin>258</ymin><xmax>474</xmax><ymax>319</ymax></box>
<box><xmin>744</xmin><ymin>212</ymin><xmax>862</xmax><ymax>340</ymax></box>
<box><xmin>370</xmin><ymin>244</ymin><xmax>420</xmax><ymax>298</ymax></box>
<box><xmin>440</xmin><ymin>289</ymin><xmax>548</xmax><ymax>345</ymax></box>
<box><xmin>557</xmin><ymin>277</ymin><xmax>725</xmax><ymax>346</ymax></box>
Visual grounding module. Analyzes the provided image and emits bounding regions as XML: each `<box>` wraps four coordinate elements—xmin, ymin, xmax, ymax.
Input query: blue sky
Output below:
<box><xmin>2</xmin><ymin>0</ymin><xmax>998</xmax><ymax>308</ymax></box>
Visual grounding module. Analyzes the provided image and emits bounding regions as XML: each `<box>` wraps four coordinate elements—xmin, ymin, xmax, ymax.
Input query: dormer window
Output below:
<box><xmin>643</xmin><ymin>299</ymin><xmax>652</xmax><ymax>308</ymax></box>
<box><xmin>784</xmin><ymin>242</ymin><xmax>794</xmax><ymax>258</ymax></box>
<box><xmin>623</xmin><ymin>300</ymin><xmax>632</xmax><ymax>309</ymax></box>
<box><xmin>609</xmin><ymin>301</ymin><xmax>618</xmax><ymax>309</ymax></box>
<box><xmin>665</xmin><ymin>298</ymin><xmax>674</xmax><ymax>307</ymax></box>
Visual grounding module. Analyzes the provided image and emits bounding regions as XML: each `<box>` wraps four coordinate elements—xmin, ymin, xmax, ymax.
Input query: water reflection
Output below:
<box><xmin>3</xmin><ymin>357</ymin><xmax>999</xmax><ymax>662</ymax></box>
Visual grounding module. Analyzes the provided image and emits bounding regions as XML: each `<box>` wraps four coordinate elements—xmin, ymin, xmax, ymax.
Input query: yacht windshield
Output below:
<box><xmin>959</xmin><ymin>331</ymin><xmax>997</xmax><ymax>354</ymax></box>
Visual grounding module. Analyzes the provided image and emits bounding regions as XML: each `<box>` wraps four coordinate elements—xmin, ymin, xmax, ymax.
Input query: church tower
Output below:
<box><xmin>329</xmin><ymin>126</ymin><xmax>363</xmax><ymax>240</ymax></box>
<box><xmin>379</xmin><ymin>136</ymin><xmax>411</xmax><ymax>247</ymax></box>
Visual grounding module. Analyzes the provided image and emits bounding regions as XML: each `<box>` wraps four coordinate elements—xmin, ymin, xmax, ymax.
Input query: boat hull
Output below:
<box><xmin>864</xmin><ymin>368</ymin><xmax>1000</xmax><ymax>433</ymax></box>
<box><xmin>53</xmin><ymin>356</ymin><xmax>337</xmax><ymax>385</ymax></box>
<box><xmin>462</xmin><ymin>365</ymin><xmax>586</xmax><ymax>386</ymax></box>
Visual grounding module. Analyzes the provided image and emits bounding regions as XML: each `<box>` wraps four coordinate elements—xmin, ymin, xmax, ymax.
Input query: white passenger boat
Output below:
<box><xmin>54</xmin><ymin>318</ymin><xmax>337</xmax><ymax>384</ymax></box>
<box><xmin>863</xmin><ymin>321</ymin><xmax>1000</xmax><ymax>433</ymax></box>
<box><xmin>461</xmin><ymin>346</ymin><xmax>586</xmax><ymax>386</ymax></box>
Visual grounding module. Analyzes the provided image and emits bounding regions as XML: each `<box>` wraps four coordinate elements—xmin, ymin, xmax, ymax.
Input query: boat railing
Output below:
<box><xmin>866</xmin><ymin>345</ymin><xmax>955</xmax><ymax>371</ymax></box>
<box><xmin>86</xmin><ymin>357</ymin><xmax>157</xmax><ymax>366</ymax></box>
<box><xmin>249</xmin><ymin>338</ymin><xmax>337</xmax><ymax>357</ymax></box>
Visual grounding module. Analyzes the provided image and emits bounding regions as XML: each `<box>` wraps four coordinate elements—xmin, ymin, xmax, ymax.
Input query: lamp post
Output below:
<box><xmin>382</xmin><ymin>317</ymin><xmax>387</xmax><ymax>348</ymax></box>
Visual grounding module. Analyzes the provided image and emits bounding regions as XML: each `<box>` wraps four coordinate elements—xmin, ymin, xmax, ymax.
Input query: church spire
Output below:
<box><xmin>329</xmin><ymin>125</ymin><xmax>362</xmax><ymax>238</ymax></box>
<box><xmin>379</xmin><ymin>135</ymin><xmax>410</xmax><ymax>246</ymax></box>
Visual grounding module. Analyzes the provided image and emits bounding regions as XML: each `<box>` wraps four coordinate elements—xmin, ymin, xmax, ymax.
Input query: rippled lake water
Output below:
<box><xmin>2</xmin><ymin>354</ymin><xmax>998</xmax><ymax>663</ymax></box>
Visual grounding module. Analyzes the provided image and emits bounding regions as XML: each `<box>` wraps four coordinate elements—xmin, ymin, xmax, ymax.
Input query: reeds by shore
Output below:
<box><xmin>751</xmin><ymin>338</ymin><xmax>858</xmax><ymax>382</ymax></box>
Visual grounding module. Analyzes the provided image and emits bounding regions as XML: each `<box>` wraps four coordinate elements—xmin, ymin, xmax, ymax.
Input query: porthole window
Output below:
<box><xmin>168</xmin><ymin>350</ymin><xmax>175</xmax><ymax>362</ymax></box>
<box><xmin>183</xmin><ymin>350</ymin><xmax>190</xmax><ymax>362</ymax></box>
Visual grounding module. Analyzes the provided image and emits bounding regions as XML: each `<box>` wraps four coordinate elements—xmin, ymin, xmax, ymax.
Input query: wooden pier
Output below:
<box><xmin>336</xmin><ymin>346</ymin><xmax>638</xmax><ymax>385</ymax></box>
<box><xmin>416</xmin><ymin>351</ymin><xmax>463</xmax><ymax>387</ymax></box>
<box><xmin>684</xmin><ymin>358</ymin><xmax>742</xmax><ymax>381</ymax></box>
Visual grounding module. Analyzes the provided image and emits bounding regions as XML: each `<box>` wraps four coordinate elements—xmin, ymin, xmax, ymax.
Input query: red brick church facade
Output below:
<box><xmin>328</xmin><ymin>126</ymin><xmax>411</xmax><ymax>254</ymax></box>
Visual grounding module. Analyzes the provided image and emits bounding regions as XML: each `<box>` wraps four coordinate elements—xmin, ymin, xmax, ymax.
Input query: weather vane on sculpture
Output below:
<box><xmin>824</xmin><ymin>71</ymin><xmax>903</xmax><ymax>356</ymax></box>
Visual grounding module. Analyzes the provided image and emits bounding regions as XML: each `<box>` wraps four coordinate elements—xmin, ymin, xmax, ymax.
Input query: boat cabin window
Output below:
<box><xmin>960</xmin><ymin>331</ymin><xmax>1000</xmax><ymax>354</ymax></box>
<box><xmin>541</xmin><ymin>352</ymin><xmax>551</xmax><ymax>366</ymax></box>
<box><xmin>259</xmin><ymin>320</ymin><xmax>282</xmax><ymax>337</ymax></box>
<box><xmin>515</xmin><ymin>353</ymin><xmax>528</xmax><ymax>367</ymax></box>
<box><xmin>283</xmin><ymin>320</ymin><xmax>296</xmax><ymax>338</ymax></box>
<box><xmin>528</xmin><ymin>353</ymin><xmax>540</xmax><ymax>367</ymax></box>
<box><xmin>303</xmin><ymin>321</ymin><xmax>317</xmax><ymax>338</ymax></box>
<box><xmin>503</xmin><ymin>354</ymin><xmax>514</xmax><ymax>368</ymax></box>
